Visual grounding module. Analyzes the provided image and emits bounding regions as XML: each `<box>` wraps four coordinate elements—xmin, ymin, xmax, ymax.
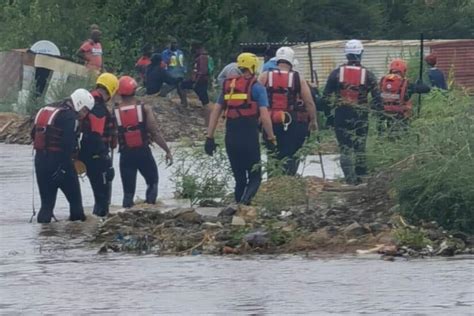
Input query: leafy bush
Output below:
<box><xmin>367</xmin><ymin>89</ymin><xmax>474</xmax><ymax>233</ymax></box>
<box><xmin>171</xmin><ymin>136</ymin><xmax>233</xmax><ymax>207</ymax></box>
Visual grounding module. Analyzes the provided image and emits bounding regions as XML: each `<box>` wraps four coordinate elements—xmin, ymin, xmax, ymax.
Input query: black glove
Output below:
<box><xmin>204</xmin><ymin>137</ymin><xmax>217</xmax><ymax>156</ymax></box>
<box><xmin>52</xmin><ymin>167</ymin><xmax>66</xmax><ymax>184</ymax></box>
<box><xmin>264</xmin><ymin>137</ymin><xmax>277</xmax><ymax>152</ymax></box>
<box><xmin>105</xmin><ymin>167</ymin><xmax>115</xmax><ymax>182</ymax></box>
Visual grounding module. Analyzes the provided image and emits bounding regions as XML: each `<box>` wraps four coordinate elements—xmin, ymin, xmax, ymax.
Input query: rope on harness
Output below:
<box><xmin>29</xmin><ymin>149</ymin><xmax>36</xmax><ymax>223</ymax></box>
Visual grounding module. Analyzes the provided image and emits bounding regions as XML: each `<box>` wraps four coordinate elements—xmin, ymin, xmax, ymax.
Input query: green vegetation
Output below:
<box><xmin>367</xmin><ymin>89</ymin><xmax>474</xmax><ymax>234</ymax></box>
<box><xmin>1</xmin><ymin>0</ymin><xmax>472</xmax><ymax>73</ymax></box>
<box><xmin>171</xmin><ymin>136</ymin><xmax>233</xmax><ymax>207</ymax></box>
<box><xmin>393</xmin><ymin>226</ymin><xmax>432</xmax><ymax>250</ymax></box>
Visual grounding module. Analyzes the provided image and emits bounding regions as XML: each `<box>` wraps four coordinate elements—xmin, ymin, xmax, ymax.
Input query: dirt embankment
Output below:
<box><xmin>93</xmin><ymin>174</ymin><xmax>473</xmax><ymax>259</ymax></box>
<box><xmin>0</xmin><ymin>93</ymin><xmax>208</xmax><ymax>145</ymax></box>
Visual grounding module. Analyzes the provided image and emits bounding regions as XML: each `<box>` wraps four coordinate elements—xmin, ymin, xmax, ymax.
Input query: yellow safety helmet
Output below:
<box><xmin>96</xmin><ymin>72</ymin><xmax>119</xmax><ymax>97</ymax></box>
<box><xmin>237</xmin><ymin>53</ymin><xmax>259</xmax><ymax>74</ymax></box>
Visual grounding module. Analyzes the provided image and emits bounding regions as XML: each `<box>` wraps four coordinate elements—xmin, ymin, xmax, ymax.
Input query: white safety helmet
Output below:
<box><xmin>70</xmin><ymin>88</ymin><xmax>95</xmax><ymax>112</ymax></box>
<box><xmin>275</xmin><ymin>46</ymin><xmax>295</xmax><ymax>66</ymax></box>
<box><xmin>344</xmin><ymin>39</ymin><xmax>364</xmax><ymax>55</ymax></box>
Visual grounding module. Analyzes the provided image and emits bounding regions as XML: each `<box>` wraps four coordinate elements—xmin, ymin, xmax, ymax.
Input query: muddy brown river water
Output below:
<box><xmin>0</xmin><ymin>144</ymin><xmax>473</xmax><ymax>315</ymax></box>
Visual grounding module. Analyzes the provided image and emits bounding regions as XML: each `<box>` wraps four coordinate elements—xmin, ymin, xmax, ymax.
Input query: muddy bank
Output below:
<box><xmin>0</xmin><ymin>93</ymin><xmax>208</xmax><ymax>144</ymax></box>
<box><xmin>93</xmin><ymin>174</ymin><xmax>473</xmax><ymax>259</ymax></box>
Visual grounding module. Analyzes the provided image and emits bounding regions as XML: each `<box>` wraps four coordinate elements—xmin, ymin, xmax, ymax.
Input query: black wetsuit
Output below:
<box><xmin>323</xmin><ymin>61</ymin><xmax>382</xmax><ymax>184</ymax></box>
<box><xmin>79</xmin><ymin>92</ymin><xmax>116</xmax><ymax>216</ymax></box>
<box><xmin>32</xmin><ymin>103</ymin><xmax>85</xmax><ymax>223</ymax></box>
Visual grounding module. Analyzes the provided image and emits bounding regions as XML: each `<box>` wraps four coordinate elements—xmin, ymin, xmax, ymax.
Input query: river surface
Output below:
<box><xmin>0</xmin><ymin>144</ymin><xmax>473</xmax><ymax>315</ymax></box>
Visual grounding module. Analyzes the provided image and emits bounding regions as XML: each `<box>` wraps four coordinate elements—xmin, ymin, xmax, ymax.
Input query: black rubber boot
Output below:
<box><xmin>93</xmin><ymin>203</ymin><xmax>108</xmax><ymax>217</ymax></box>
<box><xmin>69</xmin><ymin>212</ymin><xmax>86</xmax><ymax>222</ymax></box>
<box><xmin>123</xmin><ymin>193</ymin><xmax>135</xmax><ymax>208</ymax></box>
<box><xmin>37</xmin><ymin>210</ymin><xmax>53</xmax><ymax>224</ymax></box>
<box><xmin>145</xmin><ymin>184</ymin><xmax>158</xmax><ymax>204</ymax></box>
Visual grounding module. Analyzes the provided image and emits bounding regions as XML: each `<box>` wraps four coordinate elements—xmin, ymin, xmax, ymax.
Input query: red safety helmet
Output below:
<box><xmin>118</xmin><ymin>76</ymin><xmax>138</xmax><ymax>96</ymax></box>
<box><xmin>425</xmin><ymin>53</ymin><xmax>437</xmax><ymax>66</ymax></box>
<box><xmin>389</xmin><ymin>58</ymin><xmax>407</xmax><ymax>76</ymax></box>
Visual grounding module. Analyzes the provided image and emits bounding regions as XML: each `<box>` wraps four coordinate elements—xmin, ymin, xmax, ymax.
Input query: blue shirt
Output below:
<box><xmin>428</xmin><ymin>68</ymin><xmax>447</xmax><ymax>90</ymax></box>
<box><xmin>262</xmin><ymin>58</ymin><xmax>278</xmax><ymax>72</ymax></box>
<box><xmin>217</xmin><ymin>80</ymin><xmax>269</xmax><ymax>107</ymax></box>
<box><xmin>162</xmin><ymin>48</ymin><xmax>186</xmax><ymax>78</ymax></box>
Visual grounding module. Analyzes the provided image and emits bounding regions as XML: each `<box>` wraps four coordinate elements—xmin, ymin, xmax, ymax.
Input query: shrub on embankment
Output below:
<box><xmin>367</xmin><ymin>89</ymin><xmax>474</xmax><ymax>234</ymax></box>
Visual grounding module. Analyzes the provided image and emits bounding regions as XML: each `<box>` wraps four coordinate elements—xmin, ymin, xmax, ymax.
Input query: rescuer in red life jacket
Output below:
<box><xmin>79</xmin><ymin>73</ymin><xmax>119</xmax><ymax>217</ymax></box>
<box><xmin>322</xmin><ymin>40</ymin><xmax>382</xmax><ymax>185</ymax></box>
<box><xmin>31</xmin><ymin>89</ymin><xmax>95</xmax><ymax>223</ymax></box>
<box><xmin>115</xmin><ymin>76</ymin><xmax>173</xmax><ymax>208</ymax></box>
<box><xmin>205</xmin><ymin>53</ymin><xmax>276</xmax><ymax>205</ymax></box>
<box><xmin>378</xmin><ymin>58</ymin><xmax>430</xmax><ymax>137</ymax></box>
<box><xmin>258</xmin><ymin>46</ymin><xmax>318</xmax><ymax>176</ymax></box>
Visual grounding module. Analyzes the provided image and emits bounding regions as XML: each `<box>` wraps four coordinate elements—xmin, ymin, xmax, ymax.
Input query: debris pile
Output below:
<box><xmin>93</xmin><ymin>175</ymin><xmax>474</xmax><ymax>258</ymax></box>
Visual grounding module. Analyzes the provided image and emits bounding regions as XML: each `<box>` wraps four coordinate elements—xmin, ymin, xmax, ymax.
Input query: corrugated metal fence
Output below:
<box><xmin>292</xmin><ymin>40</ymin><xmax>473</xmax><ymax>91</ymax></box>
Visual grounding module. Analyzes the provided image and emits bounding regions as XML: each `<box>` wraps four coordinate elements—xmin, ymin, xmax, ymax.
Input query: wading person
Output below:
<box><xmin>323</xmin><ymin>40</ymin><xmax>382</xmax><ymax>185</ymax></box>
<box><xmin>258</xmin><ymin>46</ymin><xmax>317</xmax><ymax>175</ymax></box>
<box><xmin>32</xmin><ymin>89</ymin><xmax>95</xmax><ymax>223</ymax></box>
<box><xmin>79</xmin><ymin>73</ymin><xmax>119</xmax><ymax>217</ymax></box>
<box><xmin>205</xmin><ymin>53</ymin><xmax>276</xmax><ymax>205</ymax></box>
<box><xmin>378</xmin><ymin>58</ymin><xmax>430</xmax><ymax>137</ymax></box>
<box><xmin>115</xmin><ymin>76</ymin><xmax>173</xmax><ymax>208</ymax></box>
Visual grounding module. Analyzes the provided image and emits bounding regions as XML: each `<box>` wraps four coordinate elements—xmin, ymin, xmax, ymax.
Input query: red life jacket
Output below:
<box><xmin>33</xmin><ymin>106</ymin><xmax>66</xmax><ymax>152</ymax></box>
<box><xmin>266</xmin><ymin>70</ymin><xmax>299</xmax><ymax>111</ymax></box>
<box><xmin>338</xmin><ymin>65</ymin><xmax>367</xmax><ymax>105</ymax></box>
<box><xmin>380</xmin><ymin>74</ymin><xmax>412</xmax><ymax>116</ymax></box>
<box><xmin>114</xmin><ymin>103</ymin><xmax>146</xmax><ymax>149</ymax></box>
<box><xmin>266</xmin><ymin>70</ymin><xmax>307</xmax><ymax>124</ymax></box>
<box><xmin>223</xmin><ymin>76</ymin><xmax>258</xmax><ymax>119</ymax></box>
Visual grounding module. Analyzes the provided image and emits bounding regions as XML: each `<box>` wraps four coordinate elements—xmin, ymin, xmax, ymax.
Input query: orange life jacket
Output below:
<box><xmin>33</xmin><ymin>106</ymin><xmax>66</xmax><ymax>152</ymax></box>
<box><xmin>338</xmin><ymin>65</ymin><xmax>367</xmax><ymax>105</ymax></box>
<box><xmin>81</xmin><ymin>90</ymin><xmax>116</xmax><ymax>148</ymax></box>
<box><xmin>380</xmin><ymin>74</ymin><xmax>412</xmax><ymax>116</ymax></box>
<box><xmin>114</xmin><ymin>103</ymin><xmax>146</xmax><ymax>149</ymax></box>
<box><xmin>223</xmin><ymin>76</ymin><xmax>258</xmax><ymax>119</ymax></box>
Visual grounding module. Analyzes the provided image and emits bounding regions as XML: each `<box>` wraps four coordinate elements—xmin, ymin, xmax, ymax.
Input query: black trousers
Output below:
<box><xmin>377</xmin><ymin>112</ymin><xmax>409</xmax><ymax>139</ymax></box>
<box><xmin>35</xmin><ymin>152</ymin><xmax>85</xmax><ymax>223</ymax></box>
<box><xmin>225</xmin><ymin>119</ymin><xmax>262</xmax><ymax>205</ymax></box>
<box><xmin>181</xmin><ymin>80</ymin><xmax>209</xmax><ymax>106</ymax></box>
<box><xmin>334</xmin><ymin>110</ymin><xmax>369</xmax><ymax>184</ymax></box>
<box><xmin>270</xmin><ymin>120</ymin><xmax>309</xmax><ymax>176</ymax></box>
<box><xmin>82</xmin><ymin>156</ymin><xmax>110</xmax><ymax>216</ymax></box>
<box><xmin>119</xmin><ymin>146</ymin><xmax>159</xmax><ymax>207</ymax></box>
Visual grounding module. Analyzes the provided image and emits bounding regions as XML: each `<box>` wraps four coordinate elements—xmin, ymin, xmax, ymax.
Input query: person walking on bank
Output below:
<box><xmin>79</xmin><ymin>73</ymin><xmax>119</xmax><ymax>217</ymax></box>
<box><xmin>205</xmin><ymin>53</ymin><xmax>276</xmax><ymax>205</ymax></box>
<box><xmin>425</xmin><ymin>53</ymin><xmax>447</xmax><ymax>90</ymax></box>
<box><xmin>181</xmin><ymin>43</ymin><xmax>211</xmax><ymax>122</ymax></box>
<box><xmin>378</xmin><ymin>58</ymin><xmax>430</xmax><ymax>137</ymax></box>
<box><xmin>258</xmin><ymin>46</ymin><xmax>317</xmax><ymax>176</ymax></box>
<box><xmin>115</xmin><ymin>76</ymin><xmax>173</xmax><ymax>208</ymax></box>
<box><xmin>32</xmin><ymin>89</ymin><xmax>95</xmax><ymax>223</ymax></box>
<box><xmin>161</xmin><ymin>38</ymin><xmax>187</xmax><ymax>106</ymax></box>
<box><xmin>323</xmin><ymin>40</ymin><xmax>382</xmax><ymax>185</ymax></box>
<box><xmin>77</xmin><ymin>28</ymin><xmax>103</xmax><ymax>71</ymax></box>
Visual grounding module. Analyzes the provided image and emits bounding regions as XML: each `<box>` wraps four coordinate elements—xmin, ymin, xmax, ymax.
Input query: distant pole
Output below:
<box><xmin>306</xmin><ymin>33</ymin><xmax>326</xmax><ymax>180</ymax></box>
<box><xmin>417</xmin><ymin>33</ymin><xmax>424</xmax><ymax>117</ymax></box>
